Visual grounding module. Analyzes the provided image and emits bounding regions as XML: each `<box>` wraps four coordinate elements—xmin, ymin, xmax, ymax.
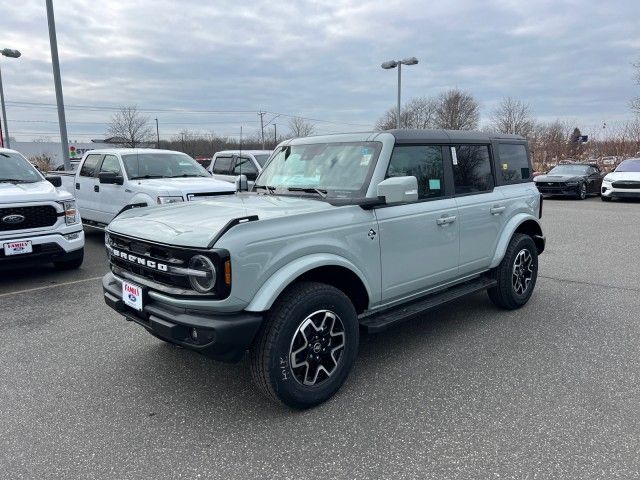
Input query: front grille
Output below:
<box><xmin>108</xmin><ymin>234</ymin><xmax>191</xmax><ymax>289</ymax></box>
<box><xmin>0</xmin><ymin>205</ymin><xmax>58</xmax><ymax>232</ymax></box>
<box><xmin>612</xmin><ymin>181</ymin><xmax>640</xmax><ymax>189</ymax></box>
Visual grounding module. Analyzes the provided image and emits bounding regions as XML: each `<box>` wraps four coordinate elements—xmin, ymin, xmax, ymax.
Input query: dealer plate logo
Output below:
<box><xmin>2</xmin><ymin>214</ymin><xmax>25</xmax><ymax>225</ymax></box>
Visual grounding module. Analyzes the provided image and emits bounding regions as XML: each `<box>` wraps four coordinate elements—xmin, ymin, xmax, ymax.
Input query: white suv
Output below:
<box><xmin>1</xmin><ymin>148</ymin><xmax>84</xmax><ymax>269</ymax></box>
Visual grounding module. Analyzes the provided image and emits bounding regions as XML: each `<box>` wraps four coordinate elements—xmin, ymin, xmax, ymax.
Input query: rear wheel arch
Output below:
<box><xmin>490</xmin><ymin>216</ymin><xmax>544</xmax><ymax>268</ymax></box>
<box><xmin>514</xmin><ymin>219</ymin><xmax>544</xmax><ymax>254</ymax></box>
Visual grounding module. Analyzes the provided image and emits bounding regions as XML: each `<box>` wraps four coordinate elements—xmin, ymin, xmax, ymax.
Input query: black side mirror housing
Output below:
<box><xmin>98</xmin><ymin>171</ymin><xmax>124</xmax><ymax>185</ymax></box>
<box><xmin>46</xmin><ymin>175</ymin><xmax>62</xmax><ymax>187</ymax></box>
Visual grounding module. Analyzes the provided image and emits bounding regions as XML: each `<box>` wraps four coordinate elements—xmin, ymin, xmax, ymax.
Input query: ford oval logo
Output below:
<box><xmin>2</xmin><ymin>214</ymin><xmax>25</xmax><ymax>225</ymax></box>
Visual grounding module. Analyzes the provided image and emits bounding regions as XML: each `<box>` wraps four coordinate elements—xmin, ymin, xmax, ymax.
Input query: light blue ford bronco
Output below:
<box><xmin>103</xmin><ymin>129</ymin><xmax>545</xmax><ymax>408</ymax></box>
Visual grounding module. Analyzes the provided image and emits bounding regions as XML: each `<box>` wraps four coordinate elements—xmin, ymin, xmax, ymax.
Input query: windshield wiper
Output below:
<box><xmin>287</xmin><ymin>187</ymin><xmax>328</xmax><ymax>198</ymax></box>
<box><xmin>0</xmin><ymin>178</ymin><xmax>32</xmax><ymax>183</ymax></box>
<box><xmin>130</xmin><ymin>175</ymin><xmax>166</xmax><ymax>180</ymax></box>
<box><xmin>167</xmin><ymin>174</ymin><xmax>206</xmax><ymax>178</ymax></box>
<box><xmin>254</xmin><ymin>185</ymin><xmax>276</xmax><ymax>194</ymax></box>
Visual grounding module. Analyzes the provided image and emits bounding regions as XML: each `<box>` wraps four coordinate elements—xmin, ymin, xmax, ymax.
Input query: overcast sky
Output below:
<box><xmin>2</xmin><ymin>0</ymin><xmax>639</xmax><ymax>142</ymax></box>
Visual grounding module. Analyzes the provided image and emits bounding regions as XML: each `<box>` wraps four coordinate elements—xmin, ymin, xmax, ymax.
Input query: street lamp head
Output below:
<box><xmin>381</xmin><ymin>60</ymin><xmax>398</xmax><ymax>69</ymax></box>
<box><xmin>400</xmin><ymin>57</ymin><xmax>418</xmax><ymax>66</ymax></box>
<box><xmin>1</xmin><ymin>49</ymin><xmax>21</xmax><ymax>59</ymax></box>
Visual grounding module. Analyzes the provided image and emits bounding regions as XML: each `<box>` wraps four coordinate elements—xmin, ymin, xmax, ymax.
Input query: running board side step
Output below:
<box><xmin>359</xmin><ymin>276</ymin><xmax>497</xmax><ymax>333</ymax></box>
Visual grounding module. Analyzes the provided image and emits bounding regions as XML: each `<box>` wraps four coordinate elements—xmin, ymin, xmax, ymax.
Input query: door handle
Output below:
<box><xmin>490</xmin><ymin>205</ymin><xmax>506</xmax><ymax>215</ymax></box>
<box><xmin>94</xmin><ymin>185</ymin><xmax>100</xmax><ymax>192</ymax></box>
<box><xmin>436</xmin><ymin>215</ymin><xmax>457</xmax><ymax>225</ymax></box>
<box><xmin>75</xmin><ymin>183</ymin><xmax>80</xmax><ymax>190</ymax></box>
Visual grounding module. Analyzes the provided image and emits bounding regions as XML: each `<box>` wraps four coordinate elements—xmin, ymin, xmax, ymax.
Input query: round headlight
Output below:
<box><xmin>188</xmin><ymin>255</ymin><xmax>217</xmax><ymax>293</ymax></box>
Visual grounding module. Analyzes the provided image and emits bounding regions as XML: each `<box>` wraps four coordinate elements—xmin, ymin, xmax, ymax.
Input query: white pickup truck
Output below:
<box><xmin>59</xmin><ymin>149</ymin><xmax>236</xmax><ymax>228</ymax></box>
<box><xmin>1</xmin><ymin>148</ymin><xmax>84</xmax><ymax>269</ymax></box>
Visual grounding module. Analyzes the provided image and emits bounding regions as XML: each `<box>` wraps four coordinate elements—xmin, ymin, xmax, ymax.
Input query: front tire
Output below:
<box><xmin>488</xmin><ymin>234</ymin><xmax>538</xmax><ymax>310</ymax></box>
<box><xmin>53</xmin><ymin>249</ymin><xmax>84</xmax><ymax>270</ymax></box>
<box><xmin>250</xmin><ymin>281</ymin><xmax>359</xmax><ymax>409</ymax></box>
<box><xmin>577</xmin><ymin>183</ymin><xmax>587</xmax><ymax>200</ymax></box>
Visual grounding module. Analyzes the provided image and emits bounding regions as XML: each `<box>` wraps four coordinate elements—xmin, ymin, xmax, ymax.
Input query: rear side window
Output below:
<box><xmin>451</xmin><ymin>145</ymin><xmax>494</xmax><ymax>194</ymax></box>
<box><xmin>386</xmin><ymin>145</ymin><xmax>445</xmax><ymax>199</ymax></box>
<box><xmin>497</xmin><ymin>144</ymin><xmax>531</xmax><ymax>184</ymax></box>
<box><xmin>212</xmin><ymin>156</ymin><xmax>233</xmax><ymax>174</ymax></box>
<box><xmin>79</xmin><ymin>154</ymin><xmax>102</xmax><ymax>177</ymax></box>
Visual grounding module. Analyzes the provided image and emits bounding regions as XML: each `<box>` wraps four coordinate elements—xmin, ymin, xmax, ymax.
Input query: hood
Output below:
<box><xmin>534</xmin><ymin>173</ymin><xmax>583</xmax><ymax>182</ymax></box>
<box><xmin>107</xmin><ymin>193</ymin><xmax>334</xmax><ymax>248</ymax></box>
<box><xmin>603</xmin><ymin>171</ymin><xmax>640</xmax><ymax>182</ymax></box>
<box><xmin>0</xmin><ymin>180</ymin><xmax>71</xmax><ymax>204</ymax></box>
<box><xmin>133</xmin><ymin>176</ymin><xmax>235</xmax><ymax>195</ymax></box>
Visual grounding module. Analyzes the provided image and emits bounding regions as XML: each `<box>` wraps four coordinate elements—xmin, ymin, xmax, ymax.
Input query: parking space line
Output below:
<box><xmin>0</xmin><ymin>276</ymin><xmax>104</xmax><ymax>298</ymax></box>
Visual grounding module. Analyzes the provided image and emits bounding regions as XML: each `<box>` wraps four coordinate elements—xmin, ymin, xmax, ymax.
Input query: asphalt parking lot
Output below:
<box><xmin>1</xmin><ymin>197</ymin><xmax>639</xmax><ymax>479</ymax></box>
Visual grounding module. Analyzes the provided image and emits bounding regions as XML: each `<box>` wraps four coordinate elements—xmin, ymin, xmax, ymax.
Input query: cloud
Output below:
<box><xmin>1</xmin><ymin>0</ymin><xmax>639</xmax><ymax>141</ymax></box>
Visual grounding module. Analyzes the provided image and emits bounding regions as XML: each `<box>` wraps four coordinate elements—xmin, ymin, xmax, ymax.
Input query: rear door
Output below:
<box><xmin>451</xmin><ymin>144</ymin><xmax>506</xmax><ymax>276</ymax></box>
<box><xmin>375</xmin><ymin>144</ymin><xmax>460</xmax><ymax>302</ymax></box>
<box><xmin>93</xmin><ymin>154</ymin><xmax>131</xmax><ymax>224</ymax></box>
<box><xmin>75</xmin><ymin>153</ymin><xmax>103</xmax><ymax>221</ymax></box>
<box><xmin>211</xmin><ymin>155</ymin><xmax>235</xmax><ymax>183</ymax></box>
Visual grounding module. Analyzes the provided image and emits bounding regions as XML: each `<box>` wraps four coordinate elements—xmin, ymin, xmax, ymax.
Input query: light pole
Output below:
<box><xmin>155</xmin><ymin>118</ymin><xmax>160</xmax><ymax>148</ymax></box>
<box><xmin>381</xmin><ymin>57</ymin><xmax>418</xmax><ymax>129</ymax></box>
<box><xmin>0</xmin><ymin>48</ymin><xmax>21</xmax><ymax>149</ymax></box>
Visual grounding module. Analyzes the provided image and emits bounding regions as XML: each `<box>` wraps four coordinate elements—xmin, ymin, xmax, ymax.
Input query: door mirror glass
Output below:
<box><xmin>45</xmin><ymin>175</ymin><xmax>62</xmax><ymax>187</ymax></box>
<box><xmin>377</xmin><ymin>176</ymin><xmax>418</xmax><ymax>204</ymax></box>
<box><xmin>98</xmin><ymin>171</ymin><xmax>123</xmax><ymax>185</ymax></box>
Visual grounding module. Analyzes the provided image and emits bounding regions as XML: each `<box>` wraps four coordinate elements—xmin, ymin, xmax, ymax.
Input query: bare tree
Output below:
<box><xmin>489</xmin><ymin>97</ymin><xmax>535</xmax><ymax>137</ymax></box>
<box><xmin>107</xmin><ymin>105</ymin><xmax>153</xmax><ymax>148</ymax></box>
<box><xmin>287</xmin><ymin>117</ymin><xmax>316</xmax><ymax>138</ymax></box>
<box><xmin>376</xmin><ymin>97</ymin><xmax>438</xmax><ymax>130</ymax></box>
<box><xmin>434</xmin><ymin>89</ymin><xmax>480</xmax><ymax>130</ymax></box>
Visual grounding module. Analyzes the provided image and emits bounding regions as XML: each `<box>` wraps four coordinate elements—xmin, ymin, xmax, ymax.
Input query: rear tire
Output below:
<box><xmin>250</xmin><ymin>281</ymin><xmax>359</xmax><ymax>409</ymax></box>
<box><xmin>488</xmin><ymin>234</ymin><xmax>538</xmax><ymax>310</ymax></box>
<box><xmin>53</xmin><ymin>249</ymin><xmax>84</xmax><ymax>270</ymax></box>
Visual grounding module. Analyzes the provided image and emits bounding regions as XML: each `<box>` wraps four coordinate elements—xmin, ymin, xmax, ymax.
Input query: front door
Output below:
<box><xmin>94</xmin><ymin>154</ymin><xmax>131</xmax><ymax>224</ymax></box>
<box><xmin>376</xmin><ymin>145</ymin><xmax>459</xmax><ymax>303</ymax></box>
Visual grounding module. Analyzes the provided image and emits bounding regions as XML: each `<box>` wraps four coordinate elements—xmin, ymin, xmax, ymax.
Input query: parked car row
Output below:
<box><xmin>533</xmin><ymin>159</ymin><xmax>640</xmax><ymax>201</ymax></box>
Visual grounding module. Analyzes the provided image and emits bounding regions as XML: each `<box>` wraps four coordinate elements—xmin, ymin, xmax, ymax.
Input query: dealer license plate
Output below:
<box><xmin>122</xmin><ymin>280</ymin><xmax>143</xmax><ymax>311</ymax></box>
<box><xmin>3</xmin><ymin>240</ymin><xmax>33</xmax><ymax>256</ymax></box>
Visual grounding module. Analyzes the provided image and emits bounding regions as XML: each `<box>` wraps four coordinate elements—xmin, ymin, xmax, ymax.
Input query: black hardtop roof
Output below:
<box><xmin>387</xmin><ymin>129</ymin><xmax>525</xmax><ymax>144</ymax></box>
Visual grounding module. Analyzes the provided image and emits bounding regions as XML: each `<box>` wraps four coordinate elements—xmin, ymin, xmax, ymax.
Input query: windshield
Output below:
<box><xmin>615</xmin><ymin>159</ymin><xmax>640</xmax><ymax>172</ymax></box>
<box><xmin>122</xmin><ymin>152</ymin><xmax>209</xmax><ymax>179</ymax></box>
<box><xmin>548</xmin><ymin>165</ymin><xmax>589</xmax><ymax>175</ymax></box>
<box><xmin>254</xmin><ymin>154</ymin><xmax>270</xmax><ymax>167</ymax></box>
<box><xmin>255</xmin><ymin>141</ymin><xmax>381</xmax><ymax>198</ymax></box>
<box><xmin>0</xmin><ymin>151</ymin><xmax>43</xmax><ymax>183</ymax></box>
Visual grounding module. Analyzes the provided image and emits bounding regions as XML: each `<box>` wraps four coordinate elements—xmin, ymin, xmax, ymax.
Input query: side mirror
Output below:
<box><xmin>45</xmin><ymin>175</ymin><xmax>62</xmax><ymax>187</ymax></box>
<box><xmin>377</xmin><ymin>176</ymin><xmax>419</xmax><ymax>204</ymax></box>
<box><xmin>235</xmin><ymin>174</ymin><xmax>248</xmax><ymax>192</ymax></box>
<box><xmin>99</xmin><ymin>171</ymin><xmax>124</xmax><ymax>185</ymax></box>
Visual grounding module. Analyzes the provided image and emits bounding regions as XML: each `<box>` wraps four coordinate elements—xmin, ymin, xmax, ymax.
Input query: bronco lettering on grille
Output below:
<box><xmin>111</xmin><ymin>248</ymin><xmax>168</xmax><ymax>271</ymax></box>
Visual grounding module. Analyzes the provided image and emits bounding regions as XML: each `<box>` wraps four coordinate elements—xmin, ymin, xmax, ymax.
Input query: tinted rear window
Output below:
<box><xmin>498</xmin><ymin>144</ymin><xmax>531</xmax><ymax>183</ymax></box>
<box><xmin>213</xmin><ymin>156</ymin><xmax>233</xmax><ymax>174</ymax></box>
<box><xmin>452</xmin><ymin>145</ymin><xmax>494</xmax><ymax>194</ymax></box>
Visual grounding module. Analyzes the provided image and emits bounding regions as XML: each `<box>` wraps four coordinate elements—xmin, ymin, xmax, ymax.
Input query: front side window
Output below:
<box><xmin>497</xmin><ymin>144</ymin><xmax>531</xmax><ymax>184</ymax></box>
<box><xmin>121</xmin><ymin>153</ymin><xmax>208</xmax><ymax>179</ymax></box>
<box><xmin>255</xmin><ymin>141</ymin><xmax>381</xmax><ymax>198</ymax></box>
<box><xmin>80</xmin><ymin>154</ymin><xmax>102</xmax><ymax>177</ymax></box>
<box><xmin>386</xmin><ymin>145</ymin><xmax>445</xmax><ymax>199</ymax></box>
<box><xmin>452</xmin><ymin>145</ymin><xmax>494</xmax><ymax>194</ymax></box>
<box><xmin>213</xmin><ymin>156</ymin><xmax>233</xmax><ymax>174</ymax></box>
<box><xmin>99</xmin><ymin>155</ymin><xmax>122</xmax><ymax>175</ymax></box>
<box><xmin>0</xmin><ymin>151</ymin><xmax>42</xmax><ymax>183</ymax></box>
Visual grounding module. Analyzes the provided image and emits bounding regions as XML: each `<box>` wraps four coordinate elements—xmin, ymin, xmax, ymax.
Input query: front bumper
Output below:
<box><xmin>0</xmin><ymin>229</ymin><xmax>84</xmax><ymax>263</ymax></box>
<box><xmin>601</xmin><ymin>185</ymin><xmax>640</xmax><ymax>199</ymax></box>
<box><xmin>535</xmin><ymin>184</ymin><xmax>580</xmax><ymax>196</ymax></box>
<box><xmin>102</xmin><ymin>272</ymin><xmax>263</xmax><ymax>362</ymax></box>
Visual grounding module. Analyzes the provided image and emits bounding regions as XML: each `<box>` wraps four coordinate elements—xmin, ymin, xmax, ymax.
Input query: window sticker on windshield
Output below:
<box><xmin>429</xmin><ymin>179</ymin><xmax>441</xmax><ymax>190</ymax></box>
<box><xmin>360</xmin><ymin>154</ymin><xmax>372</xmax><ymax>166</ymax></box>
<box><xmin>502</xmin><ymin>163</ymin><xmax>509</xmax><ymax>170</ymax></box>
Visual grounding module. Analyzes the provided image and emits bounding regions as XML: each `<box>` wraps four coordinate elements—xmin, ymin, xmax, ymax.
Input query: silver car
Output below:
<box><xmin>103</xmin><ymin>130</ymin><xmax>545</xmax><ymax>408</ymax></box>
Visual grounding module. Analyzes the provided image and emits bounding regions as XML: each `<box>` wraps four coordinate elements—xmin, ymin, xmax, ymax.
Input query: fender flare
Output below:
<box><xmin>489</xmin><ymin>214</ymin><xmax>543</xmax><ymax>268</ymax></box>
<box><xmin>244</xmin><ymin>253</ymin><xmax>372</xmax><ymax>312</ymax></box>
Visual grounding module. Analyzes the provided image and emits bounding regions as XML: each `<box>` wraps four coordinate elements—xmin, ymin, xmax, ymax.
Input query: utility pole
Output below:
<box><xmin>155</xmin><ymin>118</ymin><xmax>160</xmax><ymax>148</ymax></box>
<box><xmin>258</xmin><ymin>111</ymin><xmax>265</xmax><ymax>150</ymax></box>
<box><xmin>46</xmin><ymin>0</ymin><xmax>71</xmax><ymax>170</ymax></box>
<box><xmin>273</xmin><ymin>123</ymin><xmax>277</xmax><ymax>147</ymax></box>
